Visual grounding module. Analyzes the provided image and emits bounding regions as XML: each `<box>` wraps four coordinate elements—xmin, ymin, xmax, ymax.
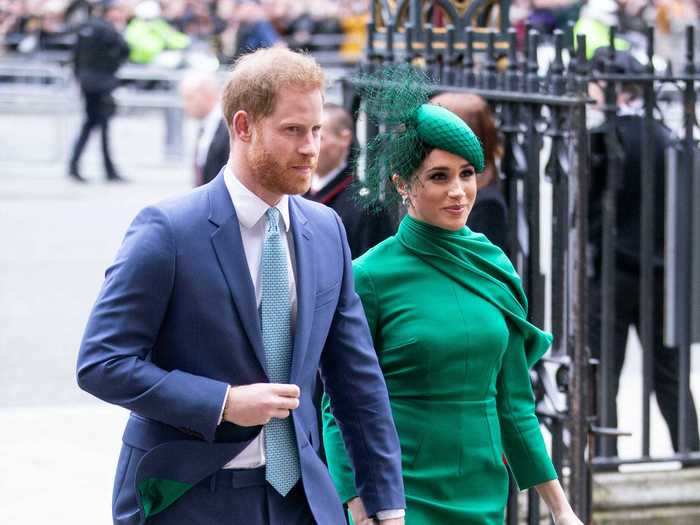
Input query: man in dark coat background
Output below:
<box><xmin>306</xmin><ymin>103</ymin><xmax>394</xmax><ymax>258</ymax></box>
<box><xmin>68</xmin><ymin>0</ymin><xmax>129</xmax><ymax>183</ymax></box>
<box><xmin>588</xmin><ymin>48</ymin><xmax>699</xmax><ymax>456</ymax></box>
<box><xmin>180</xmin><ymin>70</ymin><xmax>229</xmax><ymax>187</ymax></box>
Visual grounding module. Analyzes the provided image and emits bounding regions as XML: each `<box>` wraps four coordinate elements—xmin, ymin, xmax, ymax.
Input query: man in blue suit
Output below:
<box><xmin>76</xmin><ymin>47</ymin><xmax>405</xmax><ymax>524</ymax></box>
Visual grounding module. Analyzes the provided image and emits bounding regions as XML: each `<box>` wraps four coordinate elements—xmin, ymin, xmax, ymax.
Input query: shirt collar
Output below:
<box><xmin>224</xmin><ymin>163</ymin><xmax>290</xmax><ymax>232</ymax></box>
<box><xmin>311</xmin><ymin>160</ymin><xmax>348</xmax><ymax>194</ymax></box>
<box><xmin>203</xmin><ymin>105</ymin><xmax>222</xmax><ymax>133</ymax></box>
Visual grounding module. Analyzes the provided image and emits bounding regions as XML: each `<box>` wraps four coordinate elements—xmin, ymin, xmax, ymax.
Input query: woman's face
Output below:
<box><xmin>395</xmin><ymin>148</ymin><xmax>477</xmax><ymax>231</ymax></box>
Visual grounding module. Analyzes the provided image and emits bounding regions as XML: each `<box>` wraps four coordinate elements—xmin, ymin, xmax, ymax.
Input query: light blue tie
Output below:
<box><xmin>261</xmin><ymin>207</ymin><xmax>300</xmax><ymax>496</ymax></box>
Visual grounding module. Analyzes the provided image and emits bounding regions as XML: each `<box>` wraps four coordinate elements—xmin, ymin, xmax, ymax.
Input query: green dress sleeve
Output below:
<box><xmin>322</xmin><ymin>262</ymin><xmax>379</xmax><ymax>503</ymax></box>
<box><xmin>496</xmin><ymin>326</ymin><xmax>558</xmax><ymax>490</ymax></box>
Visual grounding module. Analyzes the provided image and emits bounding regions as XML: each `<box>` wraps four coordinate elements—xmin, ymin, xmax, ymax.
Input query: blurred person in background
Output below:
<box><xmin>305</xmin><ymin>102</ymin><xmax>394</xmax><ymax>258</ymax></box>
<box><xmin>528</xmin><ymin>0</ymin><xmax>581</xmax><ymax>35</ymax></box>
<box><xmin>180</xmin><ymin>70</ymin><xmax>229</xmax><ymax>186</ymax></box>
<box><xmin>0</xmin><ymin>0</ymin><xmax>30</xmax><ymax>51</ymax></box>
<box><xmin>215</xmin><ymin>0</ymin><xmax>281</xmax><ymax>63</ymax></box>
<box><xmin>168</xmin><ymin>0</ymin><xmax>226</xmax><ymax>43</ymax></box>
<box><xmin>234</xmin><ymin>0</ymin><xmax>281</xmax><ymax>57</ymax></box>
<box><xmin>337</xmin><ymin>1</ymin><xmax>367</xmax><ymax>61</ymax></box>
<box><xmin>278</xmin><ymin>0</ymin><xmax>343</xmax><ymax>54</ymax></box>
<box><xmin>574</xmin><ymin>0</ymin><xmax>630</xmax><ymax>58</ymax></box>
<box><xmin>2</xmin><ymin>0</ymin><xmax>75</xmax><ymax>54</ymax></box>
<box><xmin>125</xmin><ymin>0</ymin><xmax>190</xmax><ymax>65</ymax></box>
<box><xmin>431</xmin><ymin>92</ymin><xmax>510</xmax><ymax>254</ymax></box>
<box><xmin>68</xmin><ymin>0</ymin><xmax>129</xmax><ymax>183</ymax></box>
<box><xmin>654</xmin><ymin>0</ymin><xmax>699</xmax><ymax>73</ymax></box>
<box><xmin>587</xmin><ymin>48</ymin><xmax>700</xmax><ymax>456</ymax></box>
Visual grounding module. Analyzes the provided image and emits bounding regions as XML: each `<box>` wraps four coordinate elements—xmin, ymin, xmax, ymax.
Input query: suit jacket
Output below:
<box><xmin>589</xmin><ymin>115</ymin><xmax>671</xmax><ymax>273</ymax></box>
<box><xmin>76</xmin><ymin>171</ymin><xmax>404</xmax><ymax>524</ymax></box>
<box><xmin>199</xmin><ymin>120</ymin><xmax>230</xmax><ymax>186</ymax></box>
<box><xmin>306</xmin><ymin>165</ymin><xmax>395</xmax><ymax>259</ymax></box>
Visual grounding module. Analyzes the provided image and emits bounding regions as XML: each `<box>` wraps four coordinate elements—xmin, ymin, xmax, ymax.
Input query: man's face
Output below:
<box><xmin>317</xmin><ymin>111</ymin><xmax>352</xmax><ymax>176</ymax></box>
<box><xmin>104</xmin><ymin>7</ymin><xmax>128</xmax><ymax>29</ymax></box>
<box><xmin>247</xmin><ymin>87</ymin><xmax>323</xmax><ymax>196</ymax></box>
<box><xmin>181</xmin><ymin>87</ymin><xmax>215</xmax><ymax>119</ymax></box>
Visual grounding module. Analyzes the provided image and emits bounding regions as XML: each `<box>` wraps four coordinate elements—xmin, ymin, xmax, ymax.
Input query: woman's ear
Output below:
<box><xmin>232</xmin><ymin>110</ymin><xmax>253</xmax><ymax>142</ymax></box>
<box><xmin>391</xmin><ymin>173</ymin><xmax>406</xmax><ymax>197</ymax></box>
<box><xmin>392</xmin><ymin>174</ymin><xmax>412</xmax><ymax>207</ymax></box>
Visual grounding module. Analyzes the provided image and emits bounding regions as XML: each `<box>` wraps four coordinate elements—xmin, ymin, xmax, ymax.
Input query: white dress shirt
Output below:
<box><xmin>195</xmin><ymin>105</ymin><xmax>223</xmax><ymax>170</ymax></box>
<box><xmin>221</xmin><ymin>164</ymin><xmax>297</xmax><ymax>469</ymax></box>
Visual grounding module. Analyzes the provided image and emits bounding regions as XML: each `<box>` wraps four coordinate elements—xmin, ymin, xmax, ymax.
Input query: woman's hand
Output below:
<box><xmin>347</xmin><ymin>497</ymin><xmax>375</xmax><ymax>525</ymax></box>
<box><xmin>535</xmin><ymin>480</ymin><xmax>583</xmax><ymax>525</ymax></box>
<box><xmin>553</xmin><ymin>509</ymin><xmax>583</xmax><ymax>525</ymax></box>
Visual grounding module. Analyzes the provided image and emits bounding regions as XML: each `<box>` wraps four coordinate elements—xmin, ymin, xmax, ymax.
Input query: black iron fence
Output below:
<box><xmin>347</xmin><ymin>0</ymin><xmax>700</xmax><ymax>522</ymax></box>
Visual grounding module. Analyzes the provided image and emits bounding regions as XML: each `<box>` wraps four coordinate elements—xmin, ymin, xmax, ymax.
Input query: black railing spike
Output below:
<box><xmin>463</xmin><ymin>27</ymin><xmax>475</xmax><ymax>88</ymax></box>
<box><xmin>445</xmin><ymin>24</ymin><xmax>456</xmax><ymax>85</ymax></box>
<box><xmin>404</xmin><ymin>23</ymin><xmax>414</xmax><ymax>64</ymax></box>
<box><xmin>550</xmin><ymin>29</ymin><xmax>565</xmax><ymax>95</ymax></box>
<box><xmin>686</xmin><ymin>25</ymin><xmax>696</xmax><ymax>75</ymax></box>
<box><xmin>567</xmin><ymin>20</ymin><xmax>576</xmax><ymax>51</ymax></box>
<box><xmin>576</xmin><ymin>34</ymin><xmax>588</xmax><ymax>93</ymax></box>
<box><xmin>366</xmin><ymin>20</ymin><xmax>375</xmax><ymax>55</ymax></box>
<box><xmin>386</xmin><ymin>21</ymin><xmax>395</xmax><ymax>63</ymax></box>
<box><xmin>606</xmin><ymin>26</ymin><xmax>618</xmax><ymax>76</ymax></box>
<box><xmin>527</xmin><ymin>30</ymin><xmax>540</xmax><ymax>93</ymax></box>
<box><xmin>523</xmin><ymin>23</ymin><xmax>531</xmax><ymax>69</ymax></box>
<box><xmin>426</xmin><ymin>24</ymin><xmax>435</xmax><ymax>71</ymax></box>
<box><xmin>566</xmin><ymin>25</ymin><xmax>578</xmax><ymax>94</ymax></box>
<box><xmin>508</xmin><ymin>28</ymin><xmax>518</xmax><ymax>65</ymax></box>
<box><xmin>609</xmin><ymin>25</ymin><xmax>617</xmax><ymax>52</ymax></box>
<box><xmin>646</xmin><ymin>26</ymin><xmax>655</xmax><ymax>71</ymax></box>
<box><xmin>485</xmin><ymin>30</ymin><xmax>497</xmax><ymax>90</ymax></box>
<box><xmin>507</xmin><ymin>28</ymin><xmax>519</xmax><ymax>91</ymax></box>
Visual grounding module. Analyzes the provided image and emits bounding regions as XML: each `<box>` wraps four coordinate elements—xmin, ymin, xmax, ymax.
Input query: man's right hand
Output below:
<box><xmin>223</xmin><ymin>383</ymin><xmax>300</xmax><ymax>426</ymax></box>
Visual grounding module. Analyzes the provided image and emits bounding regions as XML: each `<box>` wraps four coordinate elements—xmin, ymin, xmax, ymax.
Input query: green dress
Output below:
<box><xmin>322</xmin><ymin>215</ymin><xmax>558</xmax><ymax>524</ymax></box>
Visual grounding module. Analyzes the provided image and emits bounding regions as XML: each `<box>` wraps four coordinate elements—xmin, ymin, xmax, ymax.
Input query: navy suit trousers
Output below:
<box><xmin>148</xmin><ymin>468</ymin><xmax>314</xmax><ymax>525</ymax></box>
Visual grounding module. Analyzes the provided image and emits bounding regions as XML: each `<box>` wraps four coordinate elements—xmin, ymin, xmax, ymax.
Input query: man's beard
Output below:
<box><xmin>248</xmin><ymin>138</ymin><xmax>315</xmax><ymax>196</ymax></box>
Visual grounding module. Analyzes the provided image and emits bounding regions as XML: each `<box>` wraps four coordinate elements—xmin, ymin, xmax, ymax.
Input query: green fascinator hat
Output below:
<box><xmin>414</xmin><ymin>104</ymin><xmax>484</xmax><ymax>173</ymax></box>
<box><xmin>355</xmin><ymin>65</ymin><xmax>484</xmax><ymax>208</ymax></box>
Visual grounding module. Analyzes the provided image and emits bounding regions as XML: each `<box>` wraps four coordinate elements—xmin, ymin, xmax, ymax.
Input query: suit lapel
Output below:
<box><xmin>208</xmin><ymin>173</ymin><xmax>267</xmax><ymax>376</ymax></box>
<box><xmin>289</xmin><ymin>197</ymin><xmax>315</xmax><ymax>384</ymax></box>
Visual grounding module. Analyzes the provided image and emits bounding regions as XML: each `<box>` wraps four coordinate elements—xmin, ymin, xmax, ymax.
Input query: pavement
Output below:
<box><xmin>0</xmin><ymin>108</ymin><xmax>193</xmax><ymax>524</ymax></box>
<box><xmin>1</xmin><ymin>105</ymin><xmax>699</xmax><ymax>524</ymax></box>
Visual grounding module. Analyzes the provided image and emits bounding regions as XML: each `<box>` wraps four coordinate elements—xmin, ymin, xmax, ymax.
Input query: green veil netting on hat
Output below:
<box><xmin>352</xmin><ymin>64</ymin><xmax>485</xmax><ymax>211</ymax></box>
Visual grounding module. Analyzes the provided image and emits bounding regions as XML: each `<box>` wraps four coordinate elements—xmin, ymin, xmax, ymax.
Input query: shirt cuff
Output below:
<box><xmin>218</xmin><ymin>385</ymin><xmax>230</xmax><ymax>425</ymax></box>
<box><xmin>376</xmin><ymin>509</ymin><xmax>405</xmax><ymax>520</ymax></box>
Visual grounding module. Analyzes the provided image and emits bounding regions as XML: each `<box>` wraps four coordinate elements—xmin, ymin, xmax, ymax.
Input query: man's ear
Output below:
<box><xmin>339</xmin><ymin>128</ymin><xmax>353</xmax><ymax>147</ymax></box>
<box><xmin>232</xmin><ymin>110</ymin><xmax>253</xmax><ymax>143</ymax></box>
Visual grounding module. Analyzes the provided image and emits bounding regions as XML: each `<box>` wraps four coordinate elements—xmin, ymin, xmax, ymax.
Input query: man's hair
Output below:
<box><xmin>222</xmin><ymin>47</ymin><xmax>325</xmax><ymax>129</ymax></box>
<box><xmin>180</xmin><ymin>70</ymin><xmax>219</xmax><ymax>96</ymax></box>
<box><xmin>590</xmin><ymin>47</ymin><xmax>644</xmax><ymax>102</ymax></box>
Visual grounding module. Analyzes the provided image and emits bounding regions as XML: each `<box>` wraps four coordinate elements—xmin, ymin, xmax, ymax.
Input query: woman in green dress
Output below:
<box><xmin>321</xmin><ymin>67</ymin><xmax>582</xmax><ymax>525</ymax></box>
